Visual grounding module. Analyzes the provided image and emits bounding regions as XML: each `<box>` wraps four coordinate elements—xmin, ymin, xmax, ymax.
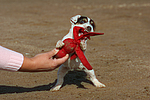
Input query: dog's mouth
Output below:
<box><xmin>78</xmin><ymin>28</ymin><xmax>89</xmax><ymax>41</ymax></box>
<box><xmin>79</xmin><ymin>33</ymin><xmax>88</xmax><ymax>41</ymax></box>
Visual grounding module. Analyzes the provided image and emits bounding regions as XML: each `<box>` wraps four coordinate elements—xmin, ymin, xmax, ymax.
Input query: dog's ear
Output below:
<box><xmin>70</xmin><ymin>15</ymin><xmax>81</xmax><ymax>24</ymax></box>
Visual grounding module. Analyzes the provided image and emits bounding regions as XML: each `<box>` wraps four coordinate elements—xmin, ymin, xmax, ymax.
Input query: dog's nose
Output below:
<box><xmin>86</xmin><ymin>26</ymin><xmax>92</xmax><ymax>32</ymax></box>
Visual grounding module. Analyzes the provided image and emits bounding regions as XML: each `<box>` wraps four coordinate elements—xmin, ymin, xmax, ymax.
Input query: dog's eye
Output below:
<box><xmin>90</xmin><ymin>20</ymin><xmax>96</xmax><ymax>31</ymax></box>
<box><xmin>79</xmin><ymin>18</ymin><xmax>88</xmax><ymax>24</ymax></box>
<box><xmin>90</xmin><ymin>20</ymin><xmax>94</xmax><ymax>25</ymax></box>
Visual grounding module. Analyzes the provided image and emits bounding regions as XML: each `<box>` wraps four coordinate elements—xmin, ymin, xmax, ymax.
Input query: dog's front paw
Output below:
<box><xmin>80</xmin><ymin>41</ymin><xmax>87</xmax><ymax>51</ymax></box>
<box><xmin>92</xmin><ymin>79</ymin><xmax>106</xmax><ymax>88</ymax></box>
<box><xmin>50</xmin><ymin>85</ymin><xmax>61</xmax><ymax>91</ymax></box>
<box><xmin>95</xmin><ymin>82</ymin><xmax>106</xmax><ymax>88</ymax></box>
<box><xmin>94</xmin><ymin>81</ymin><xmax>106</xmax><ymax>88</ymax></box>
<box><xmin>56</xmin><ymin>40</ymin><xmax>64</xmax><ymax>49</ymax></box>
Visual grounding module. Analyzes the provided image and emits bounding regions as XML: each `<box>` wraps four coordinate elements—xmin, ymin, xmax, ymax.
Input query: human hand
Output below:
<box><xmin>18</xmin><ymin>49</ymin><xmax>69</xmax><ymax>72</ymax></box>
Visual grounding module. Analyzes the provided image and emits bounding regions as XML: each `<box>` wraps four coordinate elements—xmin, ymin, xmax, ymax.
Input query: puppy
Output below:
<box><xmin>51</xmin><ymin>15</ymin><xmax>106</xmax><ymax>91</ymax></box>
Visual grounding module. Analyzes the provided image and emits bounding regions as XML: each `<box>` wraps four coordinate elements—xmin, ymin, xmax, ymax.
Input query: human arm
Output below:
<box><xmin>0</xmin><ymin>46</ymin><xmax>69</xmax><ymax>72</ymax></box>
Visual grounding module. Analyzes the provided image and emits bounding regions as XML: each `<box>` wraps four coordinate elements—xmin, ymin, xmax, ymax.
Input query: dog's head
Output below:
<box><xmin>69</xmin><ymin>15</ymin><xmax>96</xmax><ymax>51</ymax></box>
<box><xmin>70</xmin><ymin>15</ymin><xmax>96</xmax><ymax>32</ymax></box>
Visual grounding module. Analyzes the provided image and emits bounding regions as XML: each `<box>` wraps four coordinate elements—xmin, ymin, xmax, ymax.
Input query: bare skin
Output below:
<box><xmin>18</xmin><ymin>49</ymin><xmax>69</xmax><ymax>72</ymax></box>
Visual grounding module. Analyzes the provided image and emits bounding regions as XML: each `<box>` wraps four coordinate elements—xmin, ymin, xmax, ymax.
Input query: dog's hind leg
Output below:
<box><xmin>84</xmin><ymin>69</ymin><xmax>106</xmax><ymax>88</ymax></box>
<box><xmin>51</xmin><ymin>65</ymin><xmax>69</xmax><ymax>91</ymax></box>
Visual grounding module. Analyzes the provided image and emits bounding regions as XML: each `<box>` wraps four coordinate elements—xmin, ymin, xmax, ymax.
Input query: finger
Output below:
<box><xmin>47</xmin><ymin>49</ymin><xmax>59</xmax><ymax>57</ymax></box>
<box><xmin>53</xmin><ymin>54</ymin><xmax>69</xmax><ymax>66</ymax></box>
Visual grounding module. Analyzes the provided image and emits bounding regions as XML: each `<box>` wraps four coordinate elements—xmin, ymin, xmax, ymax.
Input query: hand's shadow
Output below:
<box><xmin>0</xmin><ymin>81</ymin><xmax>56</xmax><ymax>94</ymax></box>
<box><xmin>0</xmin><ymin>70</ymin><xmax>93</xmax><ymax>94</ymax></box>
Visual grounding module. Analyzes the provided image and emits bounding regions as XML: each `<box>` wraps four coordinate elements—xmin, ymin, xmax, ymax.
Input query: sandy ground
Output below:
<box><xmin>0</xmin><ymin>0</ymin><xmax>150</xmax><ymax>99</ymax></box>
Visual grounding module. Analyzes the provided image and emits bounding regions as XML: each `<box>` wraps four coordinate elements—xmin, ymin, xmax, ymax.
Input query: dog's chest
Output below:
<box><xmin>63</xmin><ymin>57</ymin><xmax>83</xmax><ymax>69</ymax></box>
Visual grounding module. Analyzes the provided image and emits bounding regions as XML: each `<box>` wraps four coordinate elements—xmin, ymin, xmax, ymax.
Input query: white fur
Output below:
<box><xmin>51</xmin><ymin>15</ymin><xmax>105</xmax><ymax>91</ymax></box>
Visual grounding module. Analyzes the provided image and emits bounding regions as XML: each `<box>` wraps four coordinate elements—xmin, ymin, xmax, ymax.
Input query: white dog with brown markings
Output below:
<box><xmin>51</xmin><ymin>15</ymin><xmax>106</xmax><ymax>91</ymax></box>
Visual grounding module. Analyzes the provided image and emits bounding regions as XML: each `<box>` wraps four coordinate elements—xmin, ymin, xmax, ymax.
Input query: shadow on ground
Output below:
<box><xmin>0</xmin><ymin>70</ymin><xmax>93</xmax><ymax>94</ymax></box>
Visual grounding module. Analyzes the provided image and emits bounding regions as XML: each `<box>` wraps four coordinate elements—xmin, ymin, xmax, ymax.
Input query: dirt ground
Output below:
<box><xmin>0</xmin><ymin>0</ymin><xmax>150</xmax><ymax>100</ymax></box>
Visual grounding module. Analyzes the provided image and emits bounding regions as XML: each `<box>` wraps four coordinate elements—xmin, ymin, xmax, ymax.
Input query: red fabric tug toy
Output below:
<box><xmin>53</xmin><ymin>26</ymin><xmax>104</xmax><ymax>70</ymax></box>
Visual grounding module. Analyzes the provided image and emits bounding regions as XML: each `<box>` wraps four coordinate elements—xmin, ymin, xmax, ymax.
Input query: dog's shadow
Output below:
<box><xmin>0</xmin><ymin>70</ymin><xmax>93</xmax><ymax>94</ymax></box>
<box><xmin>63</xmin><ymin>70</ymin><xmax>93</xmax><ymax>89</ymax></box>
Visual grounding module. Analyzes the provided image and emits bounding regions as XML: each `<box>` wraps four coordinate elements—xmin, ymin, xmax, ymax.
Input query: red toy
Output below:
<box><xmin>53</xmin><ymin>26</ymin><xmax>104</xmax><ymax>70</ymax></box>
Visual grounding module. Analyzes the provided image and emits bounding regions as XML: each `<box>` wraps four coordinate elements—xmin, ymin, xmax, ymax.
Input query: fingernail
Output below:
<box><xmin>65</xmin><ymin>54</ymin><xmax>69</xmax><ymax>58</ymax></box>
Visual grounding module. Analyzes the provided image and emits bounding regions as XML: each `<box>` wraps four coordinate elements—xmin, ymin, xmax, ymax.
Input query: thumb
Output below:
<box><xmin>53</xmin><ymin>54</ymin><xmax>69</xmax><ymax>66</ymax></box>
<box><xmin>47</xmin><ymin>49</ymin><xmax>59</xmax><ymax>57</ymax></box>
